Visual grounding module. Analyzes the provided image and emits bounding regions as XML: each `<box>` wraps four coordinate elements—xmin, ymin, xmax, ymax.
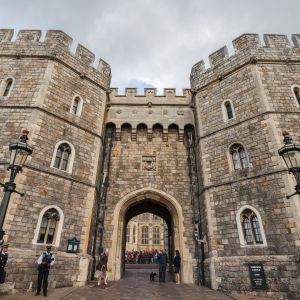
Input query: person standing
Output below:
<box><xmin>173</xmin><ymin>250</ymin><xmax>181</xmax><ymax>284</ymax></box>
<box><xmin>158</xmin><ymin>249</ymin><xmax>168</xmax><ymax>282</ymax></box>
<box><xmin>36</xmin><ymin>246</ymin><xmax>55</xmax><ymax>297</ymax></box>
<box><xmin>0</xmin><ymin>243</ymin><xmax>9</xmax><ymax>284</ymax></box>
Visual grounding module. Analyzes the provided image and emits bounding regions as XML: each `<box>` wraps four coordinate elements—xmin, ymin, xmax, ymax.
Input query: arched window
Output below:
<box><xmin>153</xmin><ymin>226</ymin><xmax>160</xmax><ymax>245</ymax></box>
<box><xmin>236</xmin><ymin>205</ymin><xmax>267</xmax><ymax>247</ymax></box>
<box><xmin>126</xmin><ymin>226</ymin><xmax>130</xmax><ymax>243</ymax></box>
<box><xmin>225</xmin><ymin>102</ymin><xmax>233</xmax><ymax>119</ymax></box>
<box><xmin>51</xmin><ymin>141</ymin><xmax>75</xmax><ymax>174</ymax></box>
<box><xmin>241</xmin><ymin>209</ymin><xmax>263</xmax><ymax>245</ymax></box>
<box><xmin>70</xmin><ymin>95</ymin><xmax>83</xmax><ymax>116</ymax></box>
<box><xmin>132</xmin><ymin>226</ymin><xmax>136</xmax><ymax>243</ymax></box>
<box><xmin>141</xmin><ymin>226</ymin><xmax>148</xmax><ymax>244</ymax></box>
<box><xmin>292</xmin><ymin>86</ymin><xmax>300</xmax><ymax>106</ymax></box>
<box><xmin>37</xmin><ymin>208</ymin><xmax>60</xmax><ymax>244</ymax></box>
<box><xmin>230</xmin><ymin>143</ymin><xmax>249</xmax><ymax>170</ymax></box>
<box><xmin>54</xmin><ymin>143</ymin><xmax>71</xmax><ymax>171</ymax></box>
<box><xmin>72</xmin><ymin>97</ymin><xmax>79</xmax><ymax>114</ymax></box>
<box><xmin>0</xmin><ymin>77</ymin><xmax>14</xmax><ymax>97</ymax></box>
<box><xmin>222</xmin><ymin>100</ymin><xmax>235</xmax><ymax>121</ymax></box>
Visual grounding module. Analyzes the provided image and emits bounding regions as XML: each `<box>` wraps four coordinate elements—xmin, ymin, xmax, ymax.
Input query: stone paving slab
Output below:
<box><xmin>0</xmin><ymin>269</ymin><xmax>272</xmax><ymax>300</ymax></box>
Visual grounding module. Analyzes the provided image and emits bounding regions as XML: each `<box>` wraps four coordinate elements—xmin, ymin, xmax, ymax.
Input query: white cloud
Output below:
<box><xmin>0</xmin><ymin>0</ymin><xmax>299</xmax><ymax>92</ymax></box>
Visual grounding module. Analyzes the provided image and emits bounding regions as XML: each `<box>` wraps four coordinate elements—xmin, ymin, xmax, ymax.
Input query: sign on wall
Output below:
<box><xmin>248</xmin><ymin>263</ymin><xmax>268</xmax><ymax>290</ymax></box>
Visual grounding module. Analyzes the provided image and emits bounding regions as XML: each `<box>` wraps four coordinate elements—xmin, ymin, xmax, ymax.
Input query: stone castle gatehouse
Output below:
<box><xmin>0</xmin><ymin>29</ymin><xmax>299</xmax><ymax>299</ymax></box>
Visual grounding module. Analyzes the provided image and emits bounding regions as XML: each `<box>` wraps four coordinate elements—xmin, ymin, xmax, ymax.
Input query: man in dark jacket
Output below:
<box><xmin>0</xmin><ymin>243</ymin><xmax>8</xmax><ymax>284</ymax></box>
<box><xmin>158</xmin><ymin>249</ymin><xmax>168</xmax><ymax>282</ymax></box>
<box><xmin>36</xmin><ymin>246</ymin><xmax>55</xmax><ymax>297</ymax></box>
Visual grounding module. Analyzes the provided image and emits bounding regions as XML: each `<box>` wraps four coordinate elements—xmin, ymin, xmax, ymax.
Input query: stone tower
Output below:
<box><xmin>0</xmin><ymin>29</ymin><xmax>111</xmax><ymax>288</ymax></box>
<box><xmin>190</xmin><ymin>34</ymin><xmax>300</xmax><ymax>298</ymax></box>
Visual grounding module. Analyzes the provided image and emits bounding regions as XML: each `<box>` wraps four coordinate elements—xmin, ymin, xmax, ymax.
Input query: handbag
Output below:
<box><xmin>94</xmin><ymin>270</ymin><xmax>101</xmax><ymax>279</ymax></box>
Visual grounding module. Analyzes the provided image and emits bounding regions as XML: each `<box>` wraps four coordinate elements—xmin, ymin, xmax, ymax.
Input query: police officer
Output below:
<box><xmin>36</xmin><ymin>246</ymin><xmax>55</xmax><ymax>297</ymax></box>
<box><xmin>0</xmin><ymin>243</ymin><xmax>9</xmax><ymax>284</ymax></box>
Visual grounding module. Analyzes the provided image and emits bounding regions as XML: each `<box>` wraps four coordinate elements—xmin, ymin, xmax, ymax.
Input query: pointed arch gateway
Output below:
<box><xmin>108</xmin><ymin>187</ymin><xmax>194</xmax><ymax>283</ymax></box>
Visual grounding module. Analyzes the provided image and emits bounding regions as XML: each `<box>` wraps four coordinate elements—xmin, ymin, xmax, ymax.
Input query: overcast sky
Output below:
<box><xmin>0</xmin><ymin>0</ymin><xmax>299</xmax><ymax>94</ymax></box>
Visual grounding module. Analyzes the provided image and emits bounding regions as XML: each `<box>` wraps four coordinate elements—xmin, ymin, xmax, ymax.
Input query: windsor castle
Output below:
<box><xmin>0</xmin><ymin>29</ymin><xmax>299</xmax><ymax>299</ymax></box>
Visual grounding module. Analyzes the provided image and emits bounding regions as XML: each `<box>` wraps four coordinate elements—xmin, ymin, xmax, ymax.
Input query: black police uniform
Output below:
<box><xmin>36</xmin><ymin>251</ymin><xmax>55</xmax><ymax>296</ymax></box>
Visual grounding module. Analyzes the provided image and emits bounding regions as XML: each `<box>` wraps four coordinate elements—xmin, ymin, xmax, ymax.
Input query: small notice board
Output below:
<box><xmin>248</xmin><ymin>263</ymin><xmax>267</xmax><ymax>290</ymax></box>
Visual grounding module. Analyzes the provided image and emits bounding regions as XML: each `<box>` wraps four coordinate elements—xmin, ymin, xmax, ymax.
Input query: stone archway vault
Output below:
<box><xmin>107</xmin><ymin>187</ymin><xmax>195</xmax><ymax>284</ymax></box>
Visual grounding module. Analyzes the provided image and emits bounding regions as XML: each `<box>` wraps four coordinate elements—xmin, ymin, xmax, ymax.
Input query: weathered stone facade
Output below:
<box><xmin>0</xmin><ymin>29</ymin><xmax>299</xmax><ymax>299</ymax></box>
<box><xmin>0</xmin><ymin>29</ymin><xmax>110</xmax><ymax>289</ymax></box>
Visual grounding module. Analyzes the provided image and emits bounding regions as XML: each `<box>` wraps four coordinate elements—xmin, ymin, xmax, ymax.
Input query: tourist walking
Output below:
<box><xmin>0</xmin><ymin>243</ymin><xmax>9</xmax><ymax>284</ymax></box>
<box><xmin>173</xmin><ymin>250</ymin><xmax>181</xmax><ymax>284</ymax></box>
<box><xmin>158</xmin><ymin>249</ymin><xmax>168</xmax><ymax>282</ymax></box>
<box><xmin>36</xmin><ymin>246</ymin><xmax>55</xmax><ymax>297</ymax></box>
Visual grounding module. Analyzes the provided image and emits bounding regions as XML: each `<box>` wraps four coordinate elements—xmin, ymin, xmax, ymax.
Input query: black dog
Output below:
<box><xmin>150</xmin><ymin>272</ymin><xmax>157</xmax><ymax>281</ymax></box>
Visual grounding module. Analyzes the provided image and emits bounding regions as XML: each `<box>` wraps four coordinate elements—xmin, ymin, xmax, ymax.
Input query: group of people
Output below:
<box><xmin>125</xmin><ymin>250</ymin><xmax>160</xmax><ymax>264</ymax></box>
<box><xmin>0</xmin><ymin>242</ymin><xmax>9</xmax><ymax>284</ymax></box>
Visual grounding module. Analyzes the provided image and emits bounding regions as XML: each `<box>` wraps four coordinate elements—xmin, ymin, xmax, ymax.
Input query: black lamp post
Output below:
<box><xmin>0</xmin><ymin>128</ymin><xmax>33</xmax><ymax>241</ymax></box>
<box><xmin>278</xmin><ymin>131</ymin><xmax>300</xmax><ymax>199</ymax></box>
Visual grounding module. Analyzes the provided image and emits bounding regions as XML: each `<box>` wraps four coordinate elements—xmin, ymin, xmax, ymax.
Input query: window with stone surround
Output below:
<box><xmin>51</xmin><ymin>140</ymin><xmax>75</xmax><ymax>174</ymax></box>
<box><xmin>292</xmin><ymin>85</ymin><xmax>300</xmax><ymax>106</ymax></box>
<box><xmin>153</xmin><ymin>226</ymin><xmax>160</xmax><ymax>245</ymax></box>
<box><xmin>236</xmin><ymin>205</ymin><xmax>267</xmax><ymax>247</ymax></box>
<box><xmin>37</xmin><ymin>208</ymin><xmax>60</xmax><ymax>244</ymax></box>
<box><xmin>70</xmin><ymin>95</ymin><xmax>83</xmax><ymax>116</ymax></box>
<box><xmin>230</xmin><ymin>143</ymin><xmax>249</xmax><ymax>170</ymax></box>
<box><xmin>141</xmin><ymin>226</ymin><xmax>149</xmax><ymax>244</ymax></box>
<box><xmin>33</xmin><ymin>205</ymin><xmax>64</xmax><ymax>247</ymax></box>
<box><xmin>0</xmin><ymin>77</ymin><xmax>14</xmax><ymax>97</ymax></box>
<box><xmin>54</xmin><ymin>143</ymin><xmax>71</xmax><ymax>171</ymax></box>
<box><xmin>222</xmin><ymin>100</ymin><xmax>235</xmax><ymax>122</ymax></box>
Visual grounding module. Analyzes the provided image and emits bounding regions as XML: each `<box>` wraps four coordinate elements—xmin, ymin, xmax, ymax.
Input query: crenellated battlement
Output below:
<box><xmin>110</xmin><ymin>87</ymin><xmax>191</xmax><ymax>98</ymax></box>
<box><xmin>0</xmin><ymin>29</ymin><xmax>111</xmax><ymax>89</ymax></box>
<box><xmin>190</xmin><ymin>33</ymin><xmax>300</xmax><ymax>90</ymax></box>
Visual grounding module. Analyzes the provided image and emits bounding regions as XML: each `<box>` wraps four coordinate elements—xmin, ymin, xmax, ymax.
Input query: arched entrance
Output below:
<box><xmin>122</xmin><ymin>199</ymin><xmax>173</xmax><ymax>274</ymax></box>
<box><xmin>107</xmin><ymin>188</ymin><xmax>195</xmax><ymax>284</ymax></box>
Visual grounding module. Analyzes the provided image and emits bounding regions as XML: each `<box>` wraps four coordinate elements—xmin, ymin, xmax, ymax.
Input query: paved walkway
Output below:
<box><xmin>1</xmin><ymin>269</ymin><xmax>269</xmax><ymax>300</ymax></box>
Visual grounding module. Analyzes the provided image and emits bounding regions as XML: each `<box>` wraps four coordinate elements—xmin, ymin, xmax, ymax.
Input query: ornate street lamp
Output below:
<box><xmin>278</xmin><ymin>131</ymin><xmax>300</xmax><ymax>199</ymax></box>
<box><xmin>0</xmin><ymin>128</ymin><xmax>33</xmax><ymax>241</ymax></box>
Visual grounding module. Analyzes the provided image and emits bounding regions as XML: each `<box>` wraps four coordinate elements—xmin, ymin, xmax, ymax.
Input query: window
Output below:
<box><xmin>132</xmin><ymin>226</ymin><xmax>136</xmax><ymax>243</ymax></box>
<box><xmin>225</xmin><ymin>102</ymin><xmax>233</xmax><ymax>119</ymax></box>
<box><xmin>126</xmin><ymin>226</ymin><xmax>130</xmax><ymax>243</ymax></box>
<box><xmin>141</xmin><ymin>226</ymin><xmax>148</xmax><ymax>244</ymax></box>
<box><xmin>153</xmin><ymin>227</ymin><xmax>160</xmax><ymax>245</ymax></box>
<box><xmin>222</xmin><ymin>100</ymin><xmax>235</xmax><ymax>121</ymax></box>
<box><xmin>37</xmin><ymin>208</ymin><xmax>60</xmax><ymax>244</ymax></box>
<box><xmin>54</xmin><ymin>143</ymin><xmax>71</xmax><ymax>171</ymax></box>
<box><xmin>241</xmin><ymin>209</ymin><xmax>263</xmax><ymax>245</ymax></box>
<box><xmin>0</xmin><ymin>77</ymin><xmax>14</xmax><ymax>97</ymax></box>
<box><xmin>70</xmin><ymin>95</ymin><xmax>83</xmax><ymax>116</ymax></box>
<box><xmin>72</xmin><ymin>97</ymin><xmax>79</xmax><ymax>114</ymax></box>
<box><xmin>292</xmin><ymin>86</ymin><xmax>300</xmax><ymax>106</ymax></box>
<box><xmin>236</xmin><ymin>205</ymin><xmax>267</xmax><ymax>247</ymax></box>
<box><xmin>230</xmin><ymin>144</ymin><xmax>249</xmax><ymax>170</ymax></box>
